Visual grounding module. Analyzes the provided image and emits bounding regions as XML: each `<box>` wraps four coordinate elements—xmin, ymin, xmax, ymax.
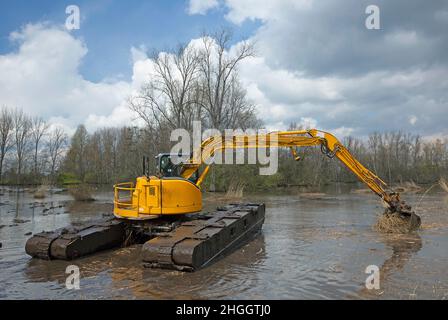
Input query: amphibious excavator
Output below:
<box><xmin>26</xmin><ymin>129</ymin><xmax>421</xmax><ymax>271</ymax></box>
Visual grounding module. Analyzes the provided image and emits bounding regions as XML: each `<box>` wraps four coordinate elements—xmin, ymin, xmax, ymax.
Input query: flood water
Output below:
<box><xmin>0</xmin><ymin>185</ymin><xmax>447</xmax><ymax>299</ymax></box>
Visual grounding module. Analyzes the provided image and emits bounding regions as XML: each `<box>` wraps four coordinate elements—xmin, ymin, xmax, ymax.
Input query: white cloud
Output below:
<box><xmin>187</xmin><ymin>0</ymin><xmax>219</xmax><ymax>15</ymax></box>
<box><xmin>223</xmin><ymin>0</ymin><xmax>312</xmax><ymax>24</ymax></box>
<box><xmin>131</xmin><ymin>45</ymin><xmax>148</xmax><ymax>63</ymax></box>
<box><xmin>297</xmin><ymin>117</ymin><xmax>317</xmax><ymax>129</ymax></box>
<box><xmin>331</xmin><ymin>126</ymin><xmax>355</xmax><ymax>138</ymax></box>
<box><xmin>239</xmin><ymin>56</ymin><xmax>342</xmax><ymax>104</ymax></box>
<box><xmin>0</xmin><ymin>24</ymin><xmax>152</xmax><ymax>132</ymax></box>
<box><xmin>0</xmin><ymin>25</ymin><xmax>247</xmax><ymax>135</ymax></box>
<box><xmin>385</xmin><ymin>30</ymin><xmax>419</xmax><ymax>46</ymax></box>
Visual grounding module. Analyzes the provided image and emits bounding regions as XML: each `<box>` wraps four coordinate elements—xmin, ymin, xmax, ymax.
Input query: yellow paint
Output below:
<box><xmin>114</xmin><ymin>129</ymin><xmax>396</xmax><ymax>220</ymax></box>
<box><xmin>114</xmin><ymin>176</ymin><xmax>201</xmax><ymax>220</ymax></box>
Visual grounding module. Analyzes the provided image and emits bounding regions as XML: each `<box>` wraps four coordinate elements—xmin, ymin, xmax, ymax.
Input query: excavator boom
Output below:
<box><xmin>109</xmin><ymin>128</ymin><xmax>418</xmax><ymax>220</ymax></box>
<box><xmin>180</xmin><ymin>129</ymin><xmax>410</xmax><ymax>215</ymax></box>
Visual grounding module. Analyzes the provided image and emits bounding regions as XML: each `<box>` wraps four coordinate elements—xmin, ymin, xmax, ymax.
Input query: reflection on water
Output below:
<box><xmin>1</xmin><ymin>185</ymin><xmax>448</xmax><ymax>299</ymax></box>
<box><xmin>357</xmin><ymin>232</ymin><xmax>423</xmax><ymax>299</ymax></box>
<box><xmin>23</xmin><ymin>234</ymin><xmax>268</xmax><ymax>300</ymax></box>
<box><xmin>381</xmin><ymin>233</ymin><xmax>423</xmax><ymax>279</ymax></box>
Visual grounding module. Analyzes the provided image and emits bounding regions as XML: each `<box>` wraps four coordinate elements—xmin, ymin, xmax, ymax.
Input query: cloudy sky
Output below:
<box><xmin>0</xmin><ymin>0</ymin><xmax>447</xmax><ymax>138</ymax></box>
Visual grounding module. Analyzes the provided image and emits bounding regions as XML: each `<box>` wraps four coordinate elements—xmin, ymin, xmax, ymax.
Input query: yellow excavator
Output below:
<box><xmin>113</xmin><ymin>129</ymin><xmax>416</xmax><ymax>220</ymax></box>
<box><xmin>26</xmin><ymin>129</ymin><xmax>421</xmax><ymax>271</ymax></box>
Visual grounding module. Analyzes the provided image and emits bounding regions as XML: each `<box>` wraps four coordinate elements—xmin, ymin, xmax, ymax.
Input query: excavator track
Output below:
<box><xmin>25</xmin><ymin>203</ymin><xmax>265</xmax><ymax>271</ymax></box>
<box><xmin>25</xmin><ymin>219</ymin><xmax>127</xmax><ymax>260</ymax></box>
<box><xmin>141</xmin><ymin>203</ymin><xmax>265</xmax><ymax>271</ymax></box>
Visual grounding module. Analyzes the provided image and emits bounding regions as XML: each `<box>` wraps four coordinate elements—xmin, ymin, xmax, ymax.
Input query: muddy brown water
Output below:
<box><xmin>0</xmin><ymin>186</ymin><xmax>447</xmax><ymax>299</ymax></box>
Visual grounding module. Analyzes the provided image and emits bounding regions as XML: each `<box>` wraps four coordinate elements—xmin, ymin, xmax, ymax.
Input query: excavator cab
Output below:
<box><xmin>155</xmin><ymin>153</ymin><xmax>199</xmax><ymax>182</ymax></box>
<box><xmin>156</xmin><ymin>153</ymin><xmax>183</xmax><ymax>177</ymax></box>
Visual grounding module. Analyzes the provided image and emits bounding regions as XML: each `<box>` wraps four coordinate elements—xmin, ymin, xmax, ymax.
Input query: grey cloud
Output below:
<box><xmin>225</xmin><ymin>0</ymin><xmax>448</xmax><ymax>137</ymax></box>
<box><xmin>255</xmin><ymin>0</ymin><xmax>448</xmax><ymax>77</ymax></box>
<box><xmin>258</xmin><ymin>67</ymin><xmax>448</xmax><ymax>136</ymax></box>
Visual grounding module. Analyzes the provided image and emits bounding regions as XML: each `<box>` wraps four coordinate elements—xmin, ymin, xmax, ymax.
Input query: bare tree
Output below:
<box><xmin>64</xmin><ymin>125</ymin><xmax>89</xmax><ymax>181</ymax></box>
<box><xmin>0</xmin><ymin>106</ymin><xmax>14</xmax><ymax>183</ymax></box>
<box><xmin>197</xmin><ymin>30</ymin><xmax>256</xmax><ymax>130</ymax></box>
<box><xmin>129</xmin><ymin>28</ymin><xmax>260</xmax><ymax>181</ymax></box>
<box><xmin>13</xmin><ymin>108</ymin><xmax>32</xmax><ymax>184</ymax></box>
<box><xmin>48</xmin><ymin>127</ymin><xmax>67</xmax><ymax>182</ymax></box>
<box><xmin>30</xmin><ymin>116</ymin><xmax>50</xmax><ymax>180</ymax></box>
<box><xmin>129</xmin><ymin>43</ymin><xmax>201</xmax><ymax>131</ymax></box>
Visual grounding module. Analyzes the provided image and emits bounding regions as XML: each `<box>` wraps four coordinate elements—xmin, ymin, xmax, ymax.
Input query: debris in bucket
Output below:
<box><xmin>374</xmin><ymin>211</ymin><xmax>421</xmax><ymax>234</ymax></box>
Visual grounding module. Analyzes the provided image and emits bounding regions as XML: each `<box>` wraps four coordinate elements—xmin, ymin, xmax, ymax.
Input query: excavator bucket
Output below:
<box><xmin>378</xmin><ymin>193</ymin><xmax>421</xmax><ymax>233</ymax></box>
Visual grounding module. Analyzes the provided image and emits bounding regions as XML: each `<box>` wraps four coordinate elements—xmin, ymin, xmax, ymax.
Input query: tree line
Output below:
<box><xmin>58</xmin><ymin>122</ymin><xmax>448</xmax><ymax>191</ymax></box>
<box><xmin>0</xmin><ymin>106</ymin><xmax>67</xmax><ymax>185</ymax></box>
<box><xmin>273</xmin><ymin>125</ymin><xmax>448</xmax><ymax>190</ymax></box>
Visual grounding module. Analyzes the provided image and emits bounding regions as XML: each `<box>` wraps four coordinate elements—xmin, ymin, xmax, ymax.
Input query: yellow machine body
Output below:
<box><xmin>113</xmin><ymin>128</ymin><xmax>408</xmax><ymax>220</ymax></box>
<box><xmin>114</xmin><ymin>176</ymin><xmax>202</xmax><ymax>220</ymax></box>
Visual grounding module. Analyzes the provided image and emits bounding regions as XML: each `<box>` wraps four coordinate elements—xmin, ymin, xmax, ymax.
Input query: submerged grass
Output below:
<box><xmin>68</xmin><ymin>184</ymin><xmax>95</xmax><ymax>201</ymax></box>
<box><xmin>225</xmin><ymin>180</ymin><xmax>246</xmax><ymax>199</ymax></box>
<box><xmin>439</xmin><ymin>178</ymin><xmax>448</xmax><ymax>193</ymax></box>
<box><xmin>374</xmin><ymin>212</ymin><xmax>421</xmax><ymax>234</ymax></box>
<box><xmin>33</xmin><ymin>184</ymin><xmax>48</xmax><ymax>199</ymax></box>
<box><xmin>394</xmin><ymin>181</ymin><xmax>423</xmax><ymax>193</ymax></box>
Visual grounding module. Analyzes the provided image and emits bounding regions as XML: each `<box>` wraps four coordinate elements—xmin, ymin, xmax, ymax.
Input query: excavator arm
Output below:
<box><xmin>180</xmin><ymin>129</ymin><xmax>413</xmax><ymax>216</ymax></box>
